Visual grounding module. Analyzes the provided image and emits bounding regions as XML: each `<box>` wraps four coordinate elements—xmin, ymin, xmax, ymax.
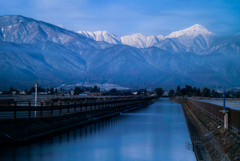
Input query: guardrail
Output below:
<box><xmin>0</xmin><ymin>97</ymin><xmax>154</xmax><ymax>119</ymax></box>
<box><xmin>176</xmin><ymin>97</ymin><xmax>240</xmax><ymax>133</ymax></box>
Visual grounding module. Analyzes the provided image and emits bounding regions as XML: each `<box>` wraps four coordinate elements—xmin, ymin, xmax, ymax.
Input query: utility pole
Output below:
<box><xmin>34</xmin><ymin>82</ymin><xmax>38</xmax><ymax>106</ymax></box>
<box><xmin>221</xmin><ymin>91</ymin><xmax>229</xmax><ymax>131</ymax></box>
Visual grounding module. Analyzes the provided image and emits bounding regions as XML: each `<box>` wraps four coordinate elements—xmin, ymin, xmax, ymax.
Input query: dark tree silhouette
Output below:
<box><xmin>74</xmin><ymin>87</ymin><xmax>84</xmax><ymax>95</ymax></box>
<box><xmin>154</xmin><ymin>88</ymin><xmax>164</xmax><ymax>96</ymax></box>
<box><xmin>168</xmin><ymin>89</ymin><xmax>175</xmax><ymax>97</ymax></box>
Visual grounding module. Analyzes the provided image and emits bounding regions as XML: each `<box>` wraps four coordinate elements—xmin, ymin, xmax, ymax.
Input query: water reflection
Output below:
<box><xmin>0</xmin><ymin>98</ymin><xmax>195</xmax><ymax>161</ymax></box>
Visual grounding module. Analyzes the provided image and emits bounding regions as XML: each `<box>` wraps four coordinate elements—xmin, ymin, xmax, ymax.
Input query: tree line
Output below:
<box><xmin>154</xmin><ymin>85</ymin><xmax>240</xmax><ymax>98</ymax></box>
<box><xmin>175</xmin><ymin>85</ymin><xmax>240</xmax><ymax>98</ymax></box>
<box><xmin>73</xmin><ymin>86</ymin><xmax>100</xmax><ymax>95</ymax></box>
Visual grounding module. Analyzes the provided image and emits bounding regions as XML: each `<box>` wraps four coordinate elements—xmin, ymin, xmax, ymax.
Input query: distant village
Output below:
<box><xmin>0</xmin><ymin>85</ymin><xmax>156</xmax><ymax>97</ymax></box>
<box><xmin>1</xmin><ymin>84</ymin><xmax>240</xmax><ymax>98</ymax></box>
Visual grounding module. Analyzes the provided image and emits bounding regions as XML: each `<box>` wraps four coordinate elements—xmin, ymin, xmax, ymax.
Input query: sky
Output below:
<box><xmin>0</xmin><ymin>0</ymin><xmax>240</xmax><ymax>36</ymax></box>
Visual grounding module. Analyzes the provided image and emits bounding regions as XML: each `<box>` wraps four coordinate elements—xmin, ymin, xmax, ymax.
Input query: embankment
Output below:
<box><xmin>173</xmin><ymin>98</ymin><xmax>240</xmax><ymax>161</ymax></box>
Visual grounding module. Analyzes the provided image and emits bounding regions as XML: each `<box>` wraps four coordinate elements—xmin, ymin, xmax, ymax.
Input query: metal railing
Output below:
<box><xmin>176</xmin><ymin>97</ymin><xmax>240</xmax><ymax>133</ymax></box>
<box><xmin>0</xmin><ymin>97</ymin><xmax>154</xmax><ymax>119</ymax></box>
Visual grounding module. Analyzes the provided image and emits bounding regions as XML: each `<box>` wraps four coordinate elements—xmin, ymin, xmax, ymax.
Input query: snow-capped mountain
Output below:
<box><xmin>77</xmin><ymin>31</ymin><xmax>163</xmax><ymax>48</ymax></box>
<box><xmin>120</xmin><ymin>33</ymin><xmax>163</xmax><ymax>48</ymax></box>
<box><xmin>77</xmin><ymin>31</ymin><xmax>121</xmax><ymax>44</ymax></box>
<box><xmin>1</xmin><ymin>15</ymin><xmax>240</xmax><ymax>89</ymax></box>
<box><xmin>162</xmin><ymin>24</ymin><xmax>216</xmax><ymax>53</ymax></box>
<box><xmin>165</xmin><ymin>24</ymin><xmax>214</xmax><ymax>39</ymax></box>
<box><xmin>0</xmin><ymin>15</ymin><xmax>110</xmax><ymax>49</ymax></box>
<box><xmin>77</xmin><ymin>24</ymin><xmax>216</xmax><ymax>53</ymax></box>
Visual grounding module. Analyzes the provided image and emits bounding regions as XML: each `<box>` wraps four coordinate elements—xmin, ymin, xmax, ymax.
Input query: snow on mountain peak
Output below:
<box><xmin>121</xmin><ymin>33</ymin><xmax>163</xmax><ymax>48</ymax></box>
<box><xmin>120</xmin><ymin>33</ymin><xmax>147</xmax><ymax>48</ymax></box>
<box><xmin>77</xmin><ymin>24</ymin><xmax>214</xmax><ymax>48</ymax></box>
<box><xmin>166</xmin><ymin>24</ymin><xmax>214</xmax><ymax>39</ymax></box>
<box><xmin>77</xmin><ymin>30</ymin><xmax>121</xmax><ymax>44</ymax></box>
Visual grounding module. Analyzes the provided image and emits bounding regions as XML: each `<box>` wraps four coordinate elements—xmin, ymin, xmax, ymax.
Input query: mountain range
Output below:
<box><xmin>0</xmin><ymin>15</ymin><xmax>240</xmax><ymax>89</ymax></box>
<box><xmin>77</xmin><ymin>24</ymin><xmax>214</xmax><ymax>51</ymax></box>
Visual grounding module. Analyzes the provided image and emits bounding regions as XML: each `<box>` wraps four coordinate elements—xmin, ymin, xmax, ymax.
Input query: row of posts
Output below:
<box><xmin>12</xmin><ymin>98</ymin><xmax>145</xmax><ymax>119</ymax></box>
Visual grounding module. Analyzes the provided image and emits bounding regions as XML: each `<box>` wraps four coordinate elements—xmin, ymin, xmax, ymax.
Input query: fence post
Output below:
<box><xmin>40</xmin><ymin>101</ymin><xmax>43</xmax><ymax>117</ymax></box>
<box><xmin>51</xmin><ymin>101</ymin><xmax>53</xmax><ymax>116</ymax></box>
<box><xmin>28</xmin><ymin>101</ymin><xmax>31</xmax><ymax>118</ymax></box>
<box><xmin>80</xmin><ymin>100</ymin><xmax>82</xmax><ymax>112</ymax></box>
<box><xmin>106</xmin><ymin>99</ymin><xmax>108</xmax><ymax>108</ymax></box>
<box><xmin>74</xmin><ymin>100</ymin><xmax>76</xmax><ymax>112</ymax></box>
<box><xmin>95</xmin><ymin>100</ymin><xmax>96</xmax><ymax>110</ymax></box>
<box><xmin>68</xmin><ymin>101</ymin><xmax>70</xmax><ymax>113</ymax></box>
<box><xmin>90</xmin><ymin>100</ymin><xmax>92</xmax><ymax>111</ymax></box>
<box><xmin>60</xmin><ymin>101</ymin><xmax>62</xmax><ymax>115</ymax></box>
<box><xmin>14</xmin><ymin>101</ymin><xmax>17</xmax><ymax>119</ymax></box>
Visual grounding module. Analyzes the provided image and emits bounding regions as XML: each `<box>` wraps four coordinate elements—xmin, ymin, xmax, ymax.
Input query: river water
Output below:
<box><xmin>0</xmin><ymin>98</ymin><xmax>196</xmax><ymax>161</ymax></box>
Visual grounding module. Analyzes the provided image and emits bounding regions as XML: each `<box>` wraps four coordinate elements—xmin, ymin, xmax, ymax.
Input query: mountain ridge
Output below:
<box><xmin>77</xmin><ymin>24</ymin><xmax>216</xmax><ymax>50</ymax></box>
<box><xmin>0</xmin><ymin>15</ymin><xmax>240</xmax><ymax>89</ymax></box>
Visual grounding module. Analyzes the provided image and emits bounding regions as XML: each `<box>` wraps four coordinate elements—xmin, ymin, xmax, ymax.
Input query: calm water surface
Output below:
<box><xmin>0</xmin><ymin>98</ymin><xmax>196</xmax><ymax>161</ymax></box>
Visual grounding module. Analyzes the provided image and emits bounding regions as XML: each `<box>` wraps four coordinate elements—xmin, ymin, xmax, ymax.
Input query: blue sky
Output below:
<box><xmin>0</xmin><ymin>0</ymin><xmax>240</xmax><ymax>36</ymax></box>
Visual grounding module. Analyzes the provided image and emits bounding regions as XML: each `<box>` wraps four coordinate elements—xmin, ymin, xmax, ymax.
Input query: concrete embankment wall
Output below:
<box><xmin>173</xmin><ymin>98</ymin><xmax>240</xmax><ymax>161</ymax></box>
<box><xmin>184</xmin><ymin>98</ymin><xmax>240</xmax><ymax>132</ymax></box>
<box><xmin>0</xmin><ymin>98</ymin><xmax>155</xmax><ymax>145</ymax></box>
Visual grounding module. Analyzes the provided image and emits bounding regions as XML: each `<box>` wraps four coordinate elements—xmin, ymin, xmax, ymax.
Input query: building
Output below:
<box><xmin>87</xmin><ymin>92</ymin><xmax>102</xmax><ymax>96</ymax></box>
<box><xmin>12</xmin><ymin>91</ymin><xmax>17</xmax><ymax>95</ymax></box>
<box><xmin>19</xmin><ymin>91</ymin><xmax>26</xmax><ymax>95</ymax></box>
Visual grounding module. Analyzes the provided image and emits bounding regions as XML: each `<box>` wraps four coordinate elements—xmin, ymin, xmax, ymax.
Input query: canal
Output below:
<box><xmin>0</xmin><ymin>98</ymin><xmax>196</xmax><ymax>161</ymax></box>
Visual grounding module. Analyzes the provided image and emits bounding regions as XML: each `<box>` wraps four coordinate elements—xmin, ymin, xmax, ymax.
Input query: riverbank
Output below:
<box><xmin>0</xmin><ymin>101</ymin><xmax>153</xmax><ymax>145</ymax></box>
<box><xmin>173</xmin><ymin>98</ymin><xmax>240</xmax><ymax>161</ymax></box>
